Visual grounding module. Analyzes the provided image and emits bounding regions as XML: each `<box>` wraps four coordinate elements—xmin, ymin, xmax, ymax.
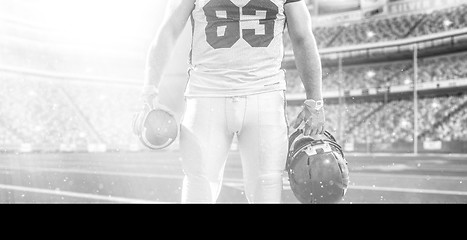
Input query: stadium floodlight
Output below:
<box><xmin>443</xmin><ymin>19</ymin><xmax>453</xmax><ymax>28</ymax></box>
<box><xmin>404</xmin><ymin>78</ymin><xmax>412</xmax><ymax>85</ymax></box>
<box><xmin>400</xmin><ymin>119</ymin><xmax>410</xmax><ymax>128</ymax></box>
<box><xmin>28</xmin><ymin>90</ymin><xmax>37</xmax><ymax>97</ymax></box>
<box><xmin>366</xmin><ymin>70</ymin><xmax>376</xmax><ymax>78</ymax></box>
<box><xmin>366</xmin><ymin>31</ymin><xmax>375</xmax><ymax>39</ymax></box>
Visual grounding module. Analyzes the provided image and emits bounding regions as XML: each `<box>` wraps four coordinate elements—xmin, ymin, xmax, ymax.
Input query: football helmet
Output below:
<box><xmin>132</xmin><ymin>102</ymin><xmax>179</xmax><ymax>150</ymax></box>
<box><xmin>286</xmin><ymin>129</ymin><xmax>349</xmax><ymax>204</ymax></box>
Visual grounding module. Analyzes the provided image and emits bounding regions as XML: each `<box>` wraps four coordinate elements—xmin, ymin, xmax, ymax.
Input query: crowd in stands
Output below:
<box><xmin>0</xmin><ymin>73</ymin><xmax>141</xmax><ymax>150</ymax></box>
<box><xmin>287</xmin><ymin>94</ymin><xmax>467</xmax><ymax>144</ymax></box>
<box><xmin>428</xmin><ymin>95</ymin><xmax>467</xmax><ymax>141</ymax></box>
<box><xmin>283</xmin><ymin>3</ymin><xmax>467</xmax><ymax>50</ymax></box>
<box><xmin>0</xmin><ymin>76</ymin><xmax>82</xmax><ymax>146</ymax></box>
<box><xmin>1</xmin><ymin>71</ymin><xmax>466</xmax><ymax>151</ymax></box>
<box><xmin>285</xmin><ymin>50</ymin><xmax>467</xmax><ymax>93</ymax></box>
<box><xmin>61</xmin><ymin>83</ymin><xmax>141</xmax><ymax>148</ymax></box>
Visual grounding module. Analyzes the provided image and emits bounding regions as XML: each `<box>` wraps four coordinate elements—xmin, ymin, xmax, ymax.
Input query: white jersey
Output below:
<box><xmin>185</xmin><ymin>0</ymin><xmax>301</xmax><ymax>97</ymax></box>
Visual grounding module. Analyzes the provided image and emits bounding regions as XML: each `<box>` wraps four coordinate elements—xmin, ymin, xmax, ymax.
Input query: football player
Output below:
<box><xmin>140</xmin><ymin>0</ymin><xmax>324</xmax><ymax>203</ymax></box>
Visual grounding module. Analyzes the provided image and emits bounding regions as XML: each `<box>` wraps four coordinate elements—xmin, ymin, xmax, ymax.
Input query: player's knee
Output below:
<box><xmin>245</xmin><ymin>171</ymin><xmax>283</xmax><ymax>194</ymax></box>
<box><xmin>184</xmin><ymin>171</ymin><xmax>209</xmax><ymax>183</ymax></box>
<box><xmin>182</xmin><ymin>173</ymin><xmax>222</xmax><ymax>203</ymax></box>
<box><xmin>244</xmin><ymin>172</ymin><xmax>284</xmax><ymax>203</ymax></box>
<box><xmin>258</xmin><ymin>172</ymin><xmax>283</xmax><ymax>186</ymax></box>
<box><xmin>183</xmin><ymin>171</ymin><xmax>223</xmax><ymax>189</ymax></box>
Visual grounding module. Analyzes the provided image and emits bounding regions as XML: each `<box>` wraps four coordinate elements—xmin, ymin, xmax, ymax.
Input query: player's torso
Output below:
<box><xmin>191</xmin><ymin>0</ymin><xmax>288</xmax><ymax>50</ymax></box>
<box><xmin>187</xmin><ymin>0</ymin><xmax>291</xmax><ymax>97</ymax></box>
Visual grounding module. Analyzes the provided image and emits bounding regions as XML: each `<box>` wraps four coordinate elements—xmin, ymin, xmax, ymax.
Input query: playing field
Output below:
<box><xmin>1</xmin><ymin>151</ymin><xmax>466</xmax><ymax>204</ymax></box>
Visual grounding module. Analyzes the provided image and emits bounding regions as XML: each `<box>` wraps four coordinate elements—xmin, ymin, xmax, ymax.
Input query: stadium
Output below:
<box><xmin>1</xmin><ymin>0</ymin><xmax>467</xmax><ymax>203</ymax></box>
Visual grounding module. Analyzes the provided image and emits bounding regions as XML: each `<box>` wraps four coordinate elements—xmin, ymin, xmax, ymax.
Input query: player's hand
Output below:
<box><xmin>292</xmin><ymin>105</ymin><xmax>325</xmax><ymax>136</ymax></box>
<box><xmin>133</xmin><ymin>85</ymin><xmax>169</xmax><ymax>136</ymax></box>
<box><xmin>140</xmin><ymin>85</ymin><xmax>159</xmax><ymax>110</ymax></box>
<box><xmin>138</xmin><ymin>85</ymin><xmax>170</xmax><ymax>112</ymax></box>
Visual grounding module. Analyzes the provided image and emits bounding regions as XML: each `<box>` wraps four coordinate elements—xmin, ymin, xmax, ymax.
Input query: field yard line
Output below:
<box><xmin>0</xmin><ymin>165</ymin><xmax>243</xmax><ymax>183</ymax></box>
<box><xmin>2</xmin><ymin>164</ymin><xmax>465</xmax><ymax>181</ymax></box>
<box><xmin>0</xmin><ymin>183</ymin><xmax>160</xmax><ymax>203</ymax></box>
<box><xmin>347</xmin><ymin>153</ymin><xmax>467</xmax><ymax>159</ymax></box>
<box><xmin>352</xmin><ymin>172</ymin><xmax>467</xmax><ymax>181</ymax></box>
<box><xmin>0</xmin><ymin>159</ymin><xmax>244</xmax><ymax>172</ymax></box>
<box><xmin>348</xmin><ymin>185</ymin><xmax>467</xmax><ymax>196</ymax></box>
<box><xmin>222</xmin><ymin>183</ymin><xmax>467</xmax><ymax>196</ymax></box>
<box><xmin>2</xmin><ymin>165</ymin><xmax>467</xmax><ymax>195</ymax></box>
<box><xmin>225</xmin><ymin>179</ymin><xmax>467</xmax><ymax>196</ymax></box>
<box><xmin>0</xmin><ymin>165</ymin><xmax>183</xmax><ymax>179</ymax></box>
<box><xmin>279</xmin><ymin>185</ymin><xmax>467</xmax><ymax>196</ymax></box>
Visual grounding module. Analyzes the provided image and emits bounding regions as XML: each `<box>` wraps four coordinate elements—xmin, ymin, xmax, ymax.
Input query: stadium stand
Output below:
<box><xmin>1</xmin><ymin>0</ymin><xmax>467</xmax><ymax>153</ymax></box>
<box><xmin>0</xmin><ymin>71</ymin><xmax>142</xmax><ymax>152</ymax></box>
<box><xmin>286</xmin><ymin>50</ymin><xmax>467</xmax><ymax>93</ymax></box>
<box><xmin>284</xmin><ymin>3</ymin><xmax>467</xmax><ymax>50</ymax></box>
<box><xmin>287</xmin><ymin>93</ymin><xmax>467</xmax><ymax>144</ymax></box>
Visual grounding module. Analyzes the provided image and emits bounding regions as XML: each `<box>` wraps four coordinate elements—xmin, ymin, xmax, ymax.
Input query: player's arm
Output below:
<box><xmin>142</xmin><ymin>0</ymin><xmax>195</xmax><ymax>105</ymax></box>
<box><xmin>285</xmin><ymin>0</ymin><xmax>325</xmax><ymax>136</ymax></box>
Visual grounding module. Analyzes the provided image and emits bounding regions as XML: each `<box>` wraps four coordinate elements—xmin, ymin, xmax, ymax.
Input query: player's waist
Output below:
<box><xmin>185</xmin><ymin>69</ymin><xmax>286</xmax><ymax>97</ymax></box>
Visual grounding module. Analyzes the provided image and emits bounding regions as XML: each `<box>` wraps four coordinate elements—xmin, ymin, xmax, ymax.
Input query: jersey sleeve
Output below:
<box><xmin>285</xmin><ymin>0</ymin><xmax>302</xmax><ymax>4</ymax></box>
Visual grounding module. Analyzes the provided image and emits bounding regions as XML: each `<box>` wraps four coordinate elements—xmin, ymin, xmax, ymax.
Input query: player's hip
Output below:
<box><xmin>181</xmin><ymin>90</ymin><xmax>288</xmax><ymax>134</ymax></box>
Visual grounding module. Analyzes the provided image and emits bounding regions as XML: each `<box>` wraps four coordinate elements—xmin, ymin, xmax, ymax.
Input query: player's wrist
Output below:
<box><xmin>304</xmin><ymin>99</ymin><xmax>324</xmax><ymax>111</ymax></box>
<box><xmin>140</xmin><ymin>85</ymin><xmax>160</xmax><ymax>109</ymax></box>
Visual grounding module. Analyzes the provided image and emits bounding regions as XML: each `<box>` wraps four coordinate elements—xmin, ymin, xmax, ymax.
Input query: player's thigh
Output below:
<box><xmin>180</xmin><ymin>97</ymin><xmax>233</xmax><ymax>178</ymax></box>
<box><xmin>238</xmin><ymin>91</ymin><xmax>289</xmax><ymax>174</ymax></box>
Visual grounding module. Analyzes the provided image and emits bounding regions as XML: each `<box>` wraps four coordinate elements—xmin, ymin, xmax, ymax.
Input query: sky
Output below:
<box><xmin>0</xmin><ymin>0</ymin><xmax>169</xmax><ymax>45</ymax></box>
<box><xmin>0</xmin><ymin>0</ymin><xmax>192</xmax><ymax>75</ymax></box>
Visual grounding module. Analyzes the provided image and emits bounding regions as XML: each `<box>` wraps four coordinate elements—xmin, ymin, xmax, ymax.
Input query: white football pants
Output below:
<box><xmin>179</xmin><ymin>90</ymin><xmax>289</xmax><ymax>203</ymax></box>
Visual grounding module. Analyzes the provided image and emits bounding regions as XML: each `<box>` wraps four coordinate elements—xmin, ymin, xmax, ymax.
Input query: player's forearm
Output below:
<box><xmin>143</xmin><ymin>0</ymin><xmax>193</xmax><ymax>89</ymax></box>
<box><xmin>291</xmin><ymin>35</ymin><xmax>323</xmax><ymax>100</ymax></box>
<box><xmin>143</xmin><ymin>29</ymin><xmax>178</xmax><ymax>88</ymax></box>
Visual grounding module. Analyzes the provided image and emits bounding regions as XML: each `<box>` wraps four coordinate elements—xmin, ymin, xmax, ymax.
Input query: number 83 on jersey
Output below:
<box><xmin>202</xmin><ymin>0</ymin><xmax>280</xmax><ymax>49</ymax></box>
